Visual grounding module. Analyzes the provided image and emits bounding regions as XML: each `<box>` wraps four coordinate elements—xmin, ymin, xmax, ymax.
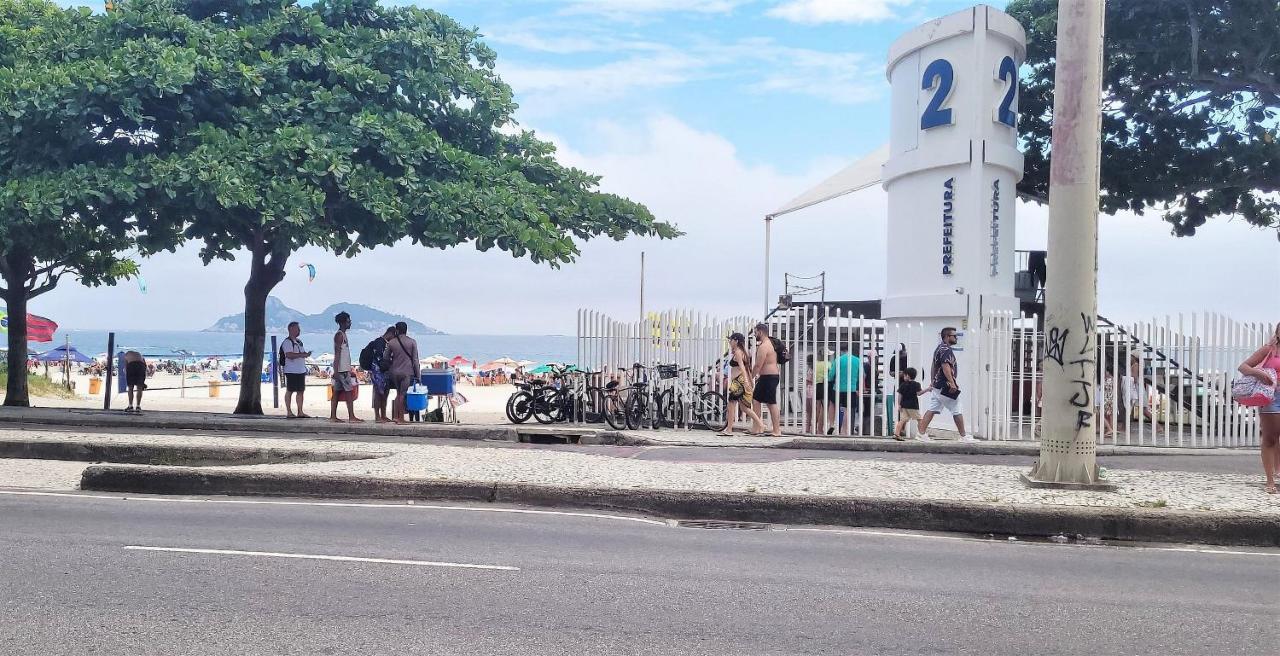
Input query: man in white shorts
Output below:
<box><xmin>918</xmin><ymin>326</ymin><xmax>974</xmax><ymax>442</ymax></box>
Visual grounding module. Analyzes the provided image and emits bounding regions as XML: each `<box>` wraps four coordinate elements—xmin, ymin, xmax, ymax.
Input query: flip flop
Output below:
<box><xmin>715</xmin><ymin>432</ymin><xmax>734</xmax><ymax>437</ymax></box>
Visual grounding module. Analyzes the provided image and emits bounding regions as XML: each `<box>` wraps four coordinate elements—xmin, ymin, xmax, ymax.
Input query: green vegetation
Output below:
<box><xmin>0</xmin><ymin>0</ymin><xmax>676</xmax><ymax>414</ymax></box>
<box><xmin>1009</xmin><ymin>0</ymin><xmax>1279</xmax><ymax>237</ymax></box>
<box><xmin>0</xmin><ymin>365</ymin><xmax>77</xmax><ymax>400</ymax></box>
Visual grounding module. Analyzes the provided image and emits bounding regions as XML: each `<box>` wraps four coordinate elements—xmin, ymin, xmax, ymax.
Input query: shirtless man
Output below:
<box><xmin>752</xmin><ymin>322</ymin><xmax>782</xmax><ymax>437</ymax></box>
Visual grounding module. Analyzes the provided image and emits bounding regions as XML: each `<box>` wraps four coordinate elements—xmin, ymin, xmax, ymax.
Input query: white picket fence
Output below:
<box><xmin>575</xmin><ymin>306</ymin><xmax>1270</xmax><ymax>447</ymax></box>
<box><xmin>575</xmin><ymin>309</ymin><xmax>757</xmax><ymax>397</ymax></box>
<box><xmin>984</xmin><ymin>311</ymin><xmax>1270</xmax><ymax>448</ymax></box>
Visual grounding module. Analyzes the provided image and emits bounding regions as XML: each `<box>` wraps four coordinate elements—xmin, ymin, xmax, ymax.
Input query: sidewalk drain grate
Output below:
<box><xmin>676</xmin><ymin>520</ymin><xmax>772</xmax><ymax>531</ymax></box>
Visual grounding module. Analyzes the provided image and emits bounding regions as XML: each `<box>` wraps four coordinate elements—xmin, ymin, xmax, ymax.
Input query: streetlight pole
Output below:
<box><xmin>1025</xmin><ymin>0</ymin><xmax>1113</xmax><ymax>489</ymax></box>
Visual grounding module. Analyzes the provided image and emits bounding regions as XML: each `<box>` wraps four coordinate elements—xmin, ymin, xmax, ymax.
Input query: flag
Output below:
<box><xmin>26</xmin><ymin>314</ymin><xmax>58</xmax><ymax>342</ymax></box>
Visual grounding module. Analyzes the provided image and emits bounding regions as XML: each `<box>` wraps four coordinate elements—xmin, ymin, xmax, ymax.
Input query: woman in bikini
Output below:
<box><xmin>720</xmin><ymin>333</ymin><xmax>765</xmax><ymax>436</ymax></box>
<box><xmin>1238</xmin><ymin>322</ymin><xmax>1280</xmax><ymax>493</ymax></box>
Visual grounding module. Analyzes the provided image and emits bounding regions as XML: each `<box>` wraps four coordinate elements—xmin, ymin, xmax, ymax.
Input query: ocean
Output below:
<box><xmin>21</xmin><ymin>329</ymin><xmax>578</xmax><ymax>365</ymax></box>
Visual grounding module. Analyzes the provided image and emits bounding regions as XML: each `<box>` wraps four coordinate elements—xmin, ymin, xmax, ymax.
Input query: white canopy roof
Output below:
<box><xmin>768</xmin><ymin>144</ymin><xmax>889</xmax><ymax>219</ymax></box>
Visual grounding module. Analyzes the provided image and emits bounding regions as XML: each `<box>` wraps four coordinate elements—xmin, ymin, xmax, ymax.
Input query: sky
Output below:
<box><xmin>33</xmin><ymin>0</ymin><xmax>1280</xmax><ymax>335</ymax></box>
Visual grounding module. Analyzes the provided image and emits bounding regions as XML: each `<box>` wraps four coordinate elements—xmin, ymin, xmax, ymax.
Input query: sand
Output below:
<box><xmin>5</xmin><ymin>371</ymin><xmax>515</xmax><ymax>424</ymax></box>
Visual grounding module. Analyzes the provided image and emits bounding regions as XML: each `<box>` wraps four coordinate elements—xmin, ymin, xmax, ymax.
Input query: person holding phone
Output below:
<box><xmin>280</xmin><ymin>321</ymin><xmax>311</xmax><ymax>418</ymax></box>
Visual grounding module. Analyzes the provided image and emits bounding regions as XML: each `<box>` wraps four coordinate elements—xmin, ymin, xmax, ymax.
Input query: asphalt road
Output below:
<box><xmin>1</xmin><ymin>491</ymin><xmax>1276</xmax><ymax>655</ymax></box>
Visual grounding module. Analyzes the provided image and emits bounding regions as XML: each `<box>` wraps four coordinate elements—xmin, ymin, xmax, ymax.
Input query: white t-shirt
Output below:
<box><xmin>282</xmin><ymin>337</ymin><xmax>308</xmax><ymax>375</ymax></box>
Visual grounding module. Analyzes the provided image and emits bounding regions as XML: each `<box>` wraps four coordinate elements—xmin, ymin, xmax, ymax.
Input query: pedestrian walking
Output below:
<box><xmin>752</xmin><ymin>323</ymin><xmax>783</xmax><ymax>437</ymax></box>
<box><xmin>828</xmin><ymin>343</ymin><xmax>861</xmax><ymax>436</ymax></box>
<box><xmin>719</xmin><ymin>333</ymin><xmax>765</xmax><ymax>436</ymax></box>
<box><xmin>917</xmin><ymin>327</ymin><xmax>972</xmax><ymax>442</ymax></box>
<box><xmin>1237</xmin><ymin>322</ymin><xmax>1280</xmax><ymax>494</ymax></box>
<box><xmin>359</xmin><ymin>326</ymin><xmax>397</xmax><ymax>423</ymax></box>
<box><xmin>385</xmin><ymin>321</ymin><xmax>421</xmax><ymax>425</ymax></box>
<box><xmin>893</xmin><ymin>367</ymin><xmax>925</xmax><ymax>440</ymax></box>
<box><xmin>123</xmin><ymin>350</ymin><xmax>147</xmax><ymax>414</ymax></box>
<box><xmin>280</xmin><ymin>321</ymin><xmax>311</xmax><ymax>418</ymax></box>
<box><xmin>329</xmin><ymin>311</ymin><xmax>362</xmax><ymax>423</ymax></box>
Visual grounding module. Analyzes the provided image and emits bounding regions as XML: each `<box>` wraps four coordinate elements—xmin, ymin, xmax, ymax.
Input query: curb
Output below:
<box><xmin>79</xmin><ymin>465</ymin><xmax>1280</xmax><ymax>548</ymax></box>
<box><xmin>0</xmin><ymin>409</ymin><xmax>518</xmax><ymax>443</ymax></box>
<box><xmin>0</xmin><ymin>438</ymin><xmax>386</xmax><ymax>467</ymax></box>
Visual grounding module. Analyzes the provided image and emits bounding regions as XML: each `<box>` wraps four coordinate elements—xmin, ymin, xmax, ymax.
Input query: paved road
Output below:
<box><xmin>1</xmin><ymin>491</ymin><xmax>1275</xmax><ymax>655</ymax></box>
<box><xmin>4</xmin><ymin>423</ymin><xmax>1262</xmax><ymax>474</ymax></box>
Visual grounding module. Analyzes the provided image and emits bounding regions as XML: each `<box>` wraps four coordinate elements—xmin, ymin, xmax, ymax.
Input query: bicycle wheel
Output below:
<box><xmin>532</xmin><ymin>388</ymin><xmax>562</xmax><ymax>424</ymax></box>
<box><xmin>625</xmin><ymin>391</ymin><xmax>649</xmax><ymax>430</ymax></box>
<box><xmin>506</xmin><ymin>391</ymin><xmax>534</xmax><ymax>424</ymax></box>
<box><xmin>656</xmin><ymin>390</ymin><xmax>684</xmax><ymax>428</ymax></box>
<box><xmin>604</xmin><ymin>392</ymin><xmax>628</xmax><ymax>430</ymax></box>
<box><xmin>696</xmin><ymin>391</ymin><xmax>727</xmax><ymax>432</ymax></box>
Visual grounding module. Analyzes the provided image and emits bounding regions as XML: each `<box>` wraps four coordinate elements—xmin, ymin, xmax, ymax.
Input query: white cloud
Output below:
<box><xmin>494</xmin><ymin>35</ymin><xmax>883</xmax><ymax>112</ymax></box>
<box><xmin>560</xmin><ymin>0</ymin><xmax>750</xmax><ymax>19</ymax></box>
<box><xmin>767</xmin><ymin>0</ymin><xmax>917</xmax><ymax>25</ymax></box>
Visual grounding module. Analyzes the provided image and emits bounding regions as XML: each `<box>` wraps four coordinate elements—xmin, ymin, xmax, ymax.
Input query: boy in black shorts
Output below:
<box><xmin>893</xmin><ymin>367</ymin><xmax>924</xmax><ymax>440</ymax></box>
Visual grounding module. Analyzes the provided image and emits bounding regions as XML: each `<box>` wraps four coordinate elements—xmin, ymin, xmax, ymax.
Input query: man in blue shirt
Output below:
<box><xmin>828</xmin><ymin>344</ymin><xmax>861</xmax><ymax>436</ymax></box>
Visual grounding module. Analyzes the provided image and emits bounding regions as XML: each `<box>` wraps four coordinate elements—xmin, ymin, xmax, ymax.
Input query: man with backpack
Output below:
<box><xmin>359</xmin><ymin>326</ymin><xmax>397</xmax><ymax>423</ymax></box>
<box><xmin>752</xmin><ymin>322</ymin><xmax>787</xmax><ymax>437</ymax></box>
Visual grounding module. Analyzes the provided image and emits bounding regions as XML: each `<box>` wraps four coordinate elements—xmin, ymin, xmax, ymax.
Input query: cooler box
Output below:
<box><xmin>420</xmin><ymin>369</ymin><xmax>455</xmax><ymax>396</ymax></box>
<box><xmin>405</xmin><ymin>384</ymin><xmax>430</xmax><ymax>412</ymax></box>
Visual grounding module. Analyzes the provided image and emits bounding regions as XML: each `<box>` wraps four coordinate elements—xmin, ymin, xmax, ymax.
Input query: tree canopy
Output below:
<box><xmin>1009</xmin><ymin>0</ymin><xmax>1279</xmax><ymax>237</ymax></box>
<box><xmin>0</xmin><ymin>0</ymin><xmax>189</xmax><ymax>405</ymax></box>
<box><xmin>115</xmin><ymin>0</ymin><xmax>677</xmax><ymax>413</ymax></box>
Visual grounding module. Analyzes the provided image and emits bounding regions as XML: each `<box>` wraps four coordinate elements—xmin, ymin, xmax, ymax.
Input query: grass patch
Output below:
<box><xmin>0</xmin><ymin>368</ymin><xmax>78</xmax><ymax>400</ymax></box>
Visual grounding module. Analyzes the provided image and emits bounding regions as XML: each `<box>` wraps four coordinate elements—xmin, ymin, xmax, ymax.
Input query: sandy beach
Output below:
<box><xmin>6</xmin><ymin>371</ymin><xmax>515</xmax><ymax>424</ymax></box>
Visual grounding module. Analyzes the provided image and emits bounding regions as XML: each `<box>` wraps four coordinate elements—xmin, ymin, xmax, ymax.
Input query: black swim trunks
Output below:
<box><xmin>125</xmin><ymin>361</ymin><xmax>147</xmax><ymax>389</ymax></box>
<box><xmin>755</xmin><ymin>374</ymin><xmax>780</xmax><ymax>405</ymax></box>
<box><xmin>285</xmin><ymin>373</ymin><xmax>306</xmax><ymax>393</ymax></box>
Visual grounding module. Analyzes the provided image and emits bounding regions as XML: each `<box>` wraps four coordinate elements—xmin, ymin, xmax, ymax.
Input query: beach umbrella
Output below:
<box><xmin>517</xmin><ymin>360</ymin><xmax>536</xmax><ymax>368</ymax></box>
<box><xmin>421</xmin><ymin>354</ymin><xmax>449</xmax><ymax>366</ymax></box>
<box><xmin>448</xmin><ymin>355</ymin><xmax>470</xmax><ymax>367</ymax></box>
<box><xmin>35</xmin><ymin>345</ymin><xmax>93</xmax><ymax>363</ymax></box>
<box><xmin>490</xmin><ymin>357</ymin><xmax>520</xmax><ymax>367</ymax></box>
<box><xmin>527</xmin><ymin>364</ymin><xmax>553</xmax><ymax>375</ymax></box>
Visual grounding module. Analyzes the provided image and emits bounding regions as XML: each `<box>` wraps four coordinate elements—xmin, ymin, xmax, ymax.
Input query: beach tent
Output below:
<box><xmin>35</xmin><ymin>345</ymin><xmax>93</xmax><ymax>363</ymax></box>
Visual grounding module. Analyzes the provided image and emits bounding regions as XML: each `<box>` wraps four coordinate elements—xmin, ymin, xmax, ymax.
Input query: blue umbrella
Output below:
<box><xmin>35</xmin><ymin>345</ymin><xmax>93</xmax><ymax>363</ymax></box>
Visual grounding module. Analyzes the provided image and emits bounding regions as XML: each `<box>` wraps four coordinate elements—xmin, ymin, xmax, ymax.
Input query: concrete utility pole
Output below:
<box><xmin>1025</xmin><ymin>0</ymin><xmax>1112</xmax><ymax>488</ymax></box>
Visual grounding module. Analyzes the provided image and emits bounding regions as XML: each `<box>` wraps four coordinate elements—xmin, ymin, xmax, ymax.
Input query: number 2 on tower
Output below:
<box><xmin>920</xmin><ymin>58</ymin><xmax>954</xmax><ymax>130</ymax></box>
<box><xmin>996</xmin><ymin>55</ymin><xmax>1018</xmax><ymax>127</ymax></box>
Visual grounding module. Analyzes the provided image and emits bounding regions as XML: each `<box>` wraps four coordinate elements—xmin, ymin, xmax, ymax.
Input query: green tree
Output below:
<box><xmin>0</xmin><ymin>0</ymin><xmax>192</xmax><ymax>406</ymax></box>
<box><xmin>1009</xmin><ymin>0</ymin><xmax>1279</xmax><ymax>237</ymax></box>
<box><xmin>132</xmin><ymin>0</ymin><xmax>676</xmax><ymax>414</ymax></box>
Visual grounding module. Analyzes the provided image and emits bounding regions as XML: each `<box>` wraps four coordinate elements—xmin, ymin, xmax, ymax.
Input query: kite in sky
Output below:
<box><xmin>299</xmin><ymin>263</ymin><xmax>317</xmax><ymax>283</ymax></box>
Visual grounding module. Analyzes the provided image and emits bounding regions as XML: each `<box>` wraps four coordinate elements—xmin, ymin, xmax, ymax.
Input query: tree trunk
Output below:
<box><xmin>2</xmin><ymin>280</ymin><xmax>30</xmax><ymax>408</ymax></box>
<box><xmin>233</xmin><ymin>242</ymin><xmax>289</xmax><ymax>415</ymax></box>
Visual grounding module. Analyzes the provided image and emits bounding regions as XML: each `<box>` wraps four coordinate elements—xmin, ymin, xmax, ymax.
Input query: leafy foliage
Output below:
<box><xmin>0</xmin><ymin>0</ymin><xmax>188</xmax><ymax>405</ymax></box>
<box><xmin>1009</xmin><ymin>0</ymin><xmax>1279</xmax><ymax>237</ymax></box>
<box><xmin>114</xmin><ymin>0</ymin><xmax>677</xmax><ymax>412</ymax></box>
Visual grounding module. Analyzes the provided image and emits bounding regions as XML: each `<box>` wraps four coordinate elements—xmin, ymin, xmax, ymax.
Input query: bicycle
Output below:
<box><xmin>654</xmin><ymin>366</ymin><xmax>728</xmax><ymax>432</ymax></box>
<box><xmin>506</xmin><ymin>378</ymin><xmax>550</xmax><ymax>424</ymax></box>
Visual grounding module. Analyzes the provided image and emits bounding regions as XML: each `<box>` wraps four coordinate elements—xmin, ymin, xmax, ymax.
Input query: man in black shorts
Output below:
<box><xmin>123</xmin><ymin>350</ymin><xmax>147</xmax><ymax>413</ymax></box>
<box><xmin>752</xmin><ymin>323</ymin><xmax>783</xmax><ymax>437</ymax></box>
<box><xmin>280</xmin><ymin>321</ymin><xmax>312</xmax><ymax>418</ymax></box>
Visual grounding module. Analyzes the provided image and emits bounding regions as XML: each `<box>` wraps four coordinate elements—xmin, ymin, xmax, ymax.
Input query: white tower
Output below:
<box><xmin>882</xmin><ymin>6</ymin><xmax>1026</xmax><ymax>435</ymax></box>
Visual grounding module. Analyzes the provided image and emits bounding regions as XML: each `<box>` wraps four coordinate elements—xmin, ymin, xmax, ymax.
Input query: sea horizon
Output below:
<box><xmin>13</xmin><ymin>328</ymin><xmax>578</xmax><ymax>366</ymax></box>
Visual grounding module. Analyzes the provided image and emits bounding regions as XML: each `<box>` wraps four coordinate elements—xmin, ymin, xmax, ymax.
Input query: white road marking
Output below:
<box><xmin>5</xmin><ymin>490</ymin><xmax>1277</xmax><ymax>558</ymax></box>
<box><xmin>0</xmin><ymin>489</ymin><xmax>667</xmax><ymax>525</ymax></box>
<box><xmin>123</xmin><ymin>546</ymin><xmax>519</xmax><ymax>571</ymax></box>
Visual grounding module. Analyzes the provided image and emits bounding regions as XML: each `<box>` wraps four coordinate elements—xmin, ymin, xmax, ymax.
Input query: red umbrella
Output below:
<box><xmin>448</xmin><ymin>355</ymin><xmax>470</xmax><ymax>367</ymax></box>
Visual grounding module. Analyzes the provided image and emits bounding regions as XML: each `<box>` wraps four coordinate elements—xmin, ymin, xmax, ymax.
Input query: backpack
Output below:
<box><xmin>358</xmin><ymin>340</ymin><xmax>377</xmax><ymax>371</ymax></box>
<box><xmin>770</xmin><ymin>336</ymin><xmax>790</xmax><ymax>365</ymax></box>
